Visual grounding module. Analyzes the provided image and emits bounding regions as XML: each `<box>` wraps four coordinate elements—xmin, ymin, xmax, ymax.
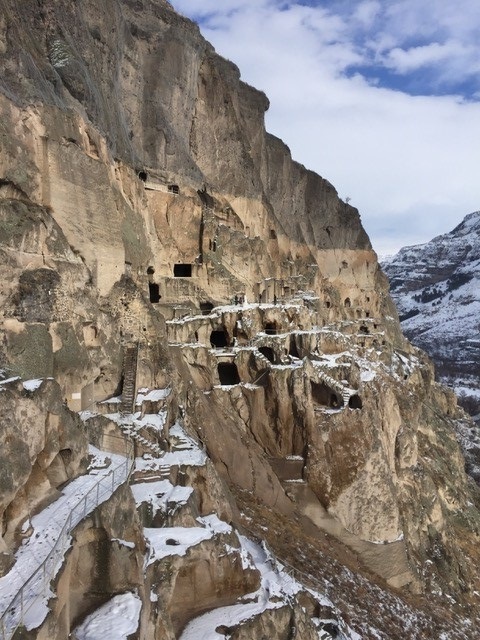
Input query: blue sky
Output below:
<box><xmin>170</xmin><ymin>0</ymin><xmax>480</xmax><ymax>255</ymax></box>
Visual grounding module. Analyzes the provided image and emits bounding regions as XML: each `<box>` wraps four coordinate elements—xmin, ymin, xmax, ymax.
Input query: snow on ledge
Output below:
<box><xmin>73</xmin><ymin>592</ymin><xmax>142</xmax><ymax>640</ymax></box>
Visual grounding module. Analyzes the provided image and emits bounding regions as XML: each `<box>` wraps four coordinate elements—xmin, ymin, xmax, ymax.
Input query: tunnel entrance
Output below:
<box><xmin>259</xmin><ymin>346</ymin><xmax>275</xmax><ymax>363</ymax></box>
<box><xmin>264</xmin><ymin>321</ymin><xmax>278</xmax><ymax>335</ymax></box>
<box><xmin>200</xmin><ymin>302</ymin><xmax>214</xmax><ymax>315</ymax></box>
<box><xmin>311</xmin><ymin>381</ymin><xmax>342</xmax><ymax>409</ymax></box>
<box><xmin>148</xmin><ymin>282</ymin><xmax>161</xmax><ymax>303</ymax></box>
<box><xmin>210</xmin><ymin>330</ymin><xmax>229</xmax><ymax>348</ymax></box>
<box><xmin>174</xmin><ymin>264</ymin><xmax>192</xmax><ymax>277</ymax></box>
<box><xmin>218</xmin><ymin>362</ymin><xmax>240</xmax><ymax>385</ymax></box>
<box><xmin>348</xmin><ymin>395</ymin><xmax>363</xmax><ymax>409</ymax></box>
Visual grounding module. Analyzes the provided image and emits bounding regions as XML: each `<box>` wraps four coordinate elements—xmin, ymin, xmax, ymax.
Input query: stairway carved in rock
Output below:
<box><xmin>120</xmin><ymin>343</ymin><xmax>139</xmax><ymax>414</ymax></box>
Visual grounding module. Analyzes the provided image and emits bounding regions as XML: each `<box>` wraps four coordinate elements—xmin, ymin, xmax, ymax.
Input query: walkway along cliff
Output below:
<box><xmin>0</xmin><ymin>1</ymin><xmax>479</xmax><ymax>638</ymax></box>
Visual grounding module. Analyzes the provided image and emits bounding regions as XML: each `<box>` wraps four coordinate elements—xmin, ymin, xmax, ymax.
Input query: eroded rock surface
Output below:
<box><xmin>0</xmin><ymin>0</ymin><xmax>480</xmax><ymax>638</ymax></box>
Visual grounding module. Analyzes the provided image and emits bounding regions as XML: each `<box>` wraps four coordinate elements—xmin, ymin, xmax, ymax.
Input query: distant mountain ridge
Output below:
<box><xmin>382</xmin><ymin>211</ymin><xmax>480</xmax><ymax>414</ymax></box>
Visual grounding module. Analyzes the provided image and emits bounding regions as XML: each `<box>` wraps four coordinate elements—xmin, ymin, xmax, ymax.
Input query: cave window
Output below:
<box><xmin>366</xmin><ymin>296</ymin><xmax>370</xmax><ymax>302</ymax></box>
<box><xmin>174</xmin><ymin>264</ymin><xmax>192</xmax><ymax>277</ymax></box>
<box><xmin>259</xmin><ymin>346</ymin><xmax>275</xmax><ymax>363</ymax></box>
<box><xmin>218</xmin><ymin>362</ymin><xmax>241</xmax><ymax>385</ymax></box>
<box><xmin>212</xmin><ymin>239</ymin><xmax>217</xmax><ymax>251</ymax></box>
<box><xmin>325</xmin><ymin>300</ymin><xmax>331</xmax><ymax>309</ymax></box>
<box><xmin>264</xmin><ymin>322</ymin><xmax>278</xmax><ymax>335</ymax></box>
<box><xmin>348</xmin><ymin>395</ymin><xmax>362</xmax><ymax>409</ymax></box>
<box><xmin>210</xmin><ymin>329</ymin><xmax>229</xmax><ymax>348</ymax></box>
<box><xmin>147</xmin><ymin>266</ymin><xmax>155</xmax><ymax>275</ymax></box>
<box><xmin>359</xmin><ymin>325</ymin><xmax>369</xmax><ymax>334</ymax></box>
<box><xmin>168</xmin><ymin>184</ymin><xmax>180</xmax><ymax>195</ymax></box>
<box><xmin>365</xmin><ymin>311</ymin><xmax>370</xmax><ymax>318</ymax></box>
<box><xmin>270</xmin><ymin>229</ymin><xmax>277</xmax><ymax>239</ymax></box>
<box><xmin>344</xmin><ymin>297</ymin><xmax>351</xmax><ymax>308</ymax></box>
<box><xmin>342</xmin><ymin>261</ymin><xmax>348</xmax><ymax>269</ymax></box>
<box><xmin>289</xmin><ymin>337</ymin><xmax>300</xmax><ymax>359</ymax></box>
<box><xmin>138</xmin><ymin>170</ymin><xmax>147</xmax><ymax>182</ymax></box>
<box><xmin>200</xmin><ymin>301</ymin><xmax>214</xmax><ymax>315</ymax></box>
<box><xmin>148</xmin><ymin>282</ymin><xmax>161</xmax><ymax>303</ymax></box>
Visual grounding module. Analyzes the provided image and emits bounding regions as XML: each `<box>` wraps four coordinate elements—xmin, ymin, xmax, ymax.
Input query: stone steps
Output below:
<box><xmin>120</xmin><ymin>344</ymin><xmax>139</xmax><ymax>413</ymax></box>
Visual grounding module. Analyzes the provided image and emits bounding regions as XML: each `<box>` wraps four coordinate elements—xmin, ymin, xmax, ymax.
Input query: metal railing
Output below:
<box><xmin>0</xmin><ymin>440</ymin><xmax>134</xmax><ymax>640</ymax></box>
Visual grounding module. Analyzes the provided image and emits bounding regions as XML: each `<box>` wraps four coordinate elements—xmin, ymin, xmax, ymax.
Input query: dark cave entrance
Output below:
<box><xmin>148</xmin><ymin>282</ymin><xmax>161</xmax><ymax>303</ymax></box>
<box><xmin>311</xmin><ymin>381</ymin><xmax>342</xmax><ymax>409</ymax></box>
<box><xmin>259</xmin><ymin>346</ymin><xmax>275</xmax><ymax>363</ymax></box>
<box><xmin>348</xmin><ymin>395</ymin><xmax>363</xmax><ymax>409</ymax></box>
<box><xmin>200</xmin><ymin>302</ymin><xmax>214</xmax><ymax>315</ymax></box>
<box><xmin>218</xmin><ymin>362</ymin><xmax>240</xmax><ymax>385</ymax></box>
<box><xmin>174</xmin><ymin>264</ymin><xmax>192</xmax><ymax>277</ymax></box>
<box><xmin>264</xmin><ymin>321</ymin><xmax>278</xmax><ymax>335</ymax></box>
<box><xmin>210</xmin><ymin>330</ymin><xmax>229</xmax><ymax>348</ymax></box>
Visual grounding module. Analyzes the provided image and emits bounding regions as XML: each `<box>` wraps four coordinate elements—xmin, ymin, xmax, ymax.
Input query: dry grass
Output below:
<box><xmin>233</xmin><ymin>489</ymin><xmax>479</xmax><ymax>640</ymax></box>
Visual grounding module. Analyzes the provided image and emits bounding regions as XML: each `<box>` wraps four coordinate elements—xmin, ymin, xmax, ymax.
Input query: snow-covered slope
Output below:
<box><xmin>382</xmin><ymin>211</ymin><xmax>480</xmax><ymax>414</ymax></box>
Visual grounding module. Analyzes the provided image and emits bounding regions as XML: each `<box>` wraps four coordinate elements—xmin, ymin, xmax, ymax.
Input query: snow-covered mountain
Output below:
<box><xmin>382</xmin><ymin>211</ymin><xmax>480</xmax><ymax>415</ymax></box>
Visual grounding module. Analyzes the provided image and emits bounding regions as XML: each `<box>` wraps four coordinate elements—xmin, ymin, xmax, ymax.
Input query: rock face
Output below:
<box><xmin>1</xmin><ymin>1</ymin><xmax>480</xmax><ymax>638</ymax></box>
<box><xmin>382</xmin><ymin>211</ymin><xmax>480</xmax><ymax>417</ymax></box>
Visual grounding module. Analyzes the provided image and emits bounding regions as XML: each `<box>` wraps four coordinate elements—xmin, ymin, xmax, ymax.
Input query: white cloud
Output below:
<box><xmin>170</xmin><ymin>0</ymin><xmax>480</xmax><ymax>254</ymax></box>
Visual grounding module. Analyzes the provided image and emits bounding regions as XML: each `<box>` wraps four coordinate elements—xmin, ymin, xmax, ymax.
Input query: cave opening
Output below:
<box><xmin>348</xmin><ymin>394</ymin><xmax>363</xmax><ymax>409</ymax></box>
<box><xmin>264</xmin><ymin>321</ymin><xmax>278</xmax><ymax>335</ymax></box>
<box><xmin>259</xmin><ymin>346</ymin><xmax>275</xmax><ymax>363</ymax></box>
<box><xmin>218</xmin><ymin>362</ymin><xmax>240</xmax><ymax>385</ymax></box>
<box><xmin>168</xmin><ymin>184</ymin><xmax>180</xmax><ymax>194</ymax></box>
<box><xmin>138</xmin><ymin>170</ymin><xmax>147</xmax><ymax>182</ymax></box>
<box><xmin>311</xmin><ymin>381</ymin><xmax>342</xmax><ymax>409</ymax></box>
<box><xmin>344</xmin><ymin>297</ymin><xmax>351</xmax><ymax>307</ymax></box>
<box><xmin>210</xmin><ymin>329</ymin><xmax>229</xmax><ymax>348</ymax></box>
<box><xmin>200</xmin><ymin>301</ymin><xmax>214</xmax><ymax>315</ymax></box>
<box><xmin>173</xmin><ymin>264</ymin><xmax>192</xmax><ymax>277</ymax></box>
<box><xmin>148</xmin><ymin>282</ymin><xmax>161</xmax><ymax>303</ymax></box>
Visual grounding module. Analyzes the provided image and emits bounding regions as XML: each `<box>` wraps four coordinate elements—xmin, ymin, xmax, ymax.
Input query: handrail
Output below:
<box><xmin>238</xmin><ymin>522</ymin><xmax>329</xmax><ymax>596</ymax></box>
<box><xmin>0</xmin><ymin>439</ymin><xmax>134</xmax><ymax>640</ymax></box>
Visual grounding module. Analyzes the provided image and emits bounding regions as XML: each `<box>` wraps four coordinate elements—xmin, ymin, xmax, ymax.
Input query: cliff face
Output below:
<box><xmin>1</xmin><ymin>1</ymin><xmax>480</xmax><ymax>638</ymax></box>
<box><xmin>382</xmin><ymin>212</ymin><xmax>480</xmax><ymax>412</ymax></box>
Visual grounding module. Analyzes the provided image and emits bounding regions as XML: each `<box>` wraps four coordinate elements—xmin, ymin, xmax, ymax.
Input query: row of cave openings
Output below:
<box><xmin>216</xmin><ymin>363</ymin><xmax>362</xmax><ymax>412</ymax></box>
<box><xmin>311</xmin><ymin>381</ymin><xmax>362</xmax><ymax>410</ymax></box>
<box><xmin>209</xmin><ymin>321</ymin><xmax>296</xmax><ymax>356</ymax></box>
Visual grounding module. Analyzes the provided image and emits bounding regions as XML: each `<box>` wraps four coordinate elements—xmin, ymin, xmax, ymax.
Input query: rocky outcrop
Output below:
<box><xmin>0</xmin><ymin>378</ymin><xmax>88</xmax><ymax>562</ymax></box>
<box><xmin>0</xmin><ymin>1</ymin><xmax>480</xmax><ymax>638</ymax></box>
